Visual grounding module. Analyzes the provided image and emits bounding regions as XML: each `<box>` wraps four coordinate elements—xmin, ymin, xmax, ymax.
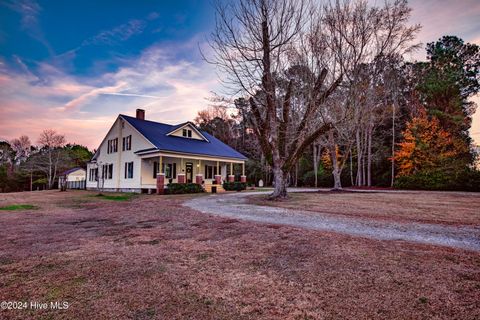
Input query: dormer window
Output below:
<box><xmin>182</xmin><ymin>129</ymin><xmax>192</xmax><ymax>138</ymax></box>
<box><xmin>166</xmin><ymin>122</ymin><xmax>209</xmax><ymax>142</ymax></box>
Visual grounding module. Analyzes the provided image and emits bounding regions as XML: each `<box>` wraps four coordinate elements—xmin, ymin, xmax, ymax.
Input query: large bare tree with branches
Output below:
<box><xmin>207</xmin><ymin>0</ymin><xmax>419</xmax><ymax>198</ymax></box>
<box><xmin>36</xmin><ymin>129</ymin><xmax>66</xmax><ymax>190</ymax></box>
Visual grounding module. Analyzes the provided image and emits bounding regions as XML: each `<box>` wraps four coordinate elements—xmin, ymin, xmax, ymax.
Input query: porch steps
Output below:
<box><xmin>204</xmin><ymin>184</ymin><xmax>225</xmax><ymax>193</ymax></box>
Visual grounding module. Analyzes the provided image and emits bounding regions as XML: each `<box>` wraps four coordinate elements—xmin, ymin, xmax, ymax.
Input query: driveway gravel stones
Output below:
<box><xmin>184</xmin><ymin>189</ymin><xmax>480</xmax><ymax>252</ymax></box>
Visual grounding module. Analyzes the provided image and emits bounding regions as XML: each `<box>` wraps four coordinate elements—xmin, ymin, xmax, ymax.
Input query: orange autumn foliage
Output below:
<box><xmin>395</xmin><ymin>110</ymin><xmax>466</xmax><ymax>176</ymax></box>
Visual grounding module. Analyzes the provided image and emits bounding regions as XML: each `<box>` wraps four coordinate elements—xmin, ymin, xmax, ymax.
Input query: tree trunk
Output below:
<box><xmin>270</xmin><ymin>163</ymin><xmax>287</xmax><ymax>199</ymax></box>
<box><xmin>313</xmin><ymin>145</ymin><xmax>318</xmax><ymax>188</ymax></box>
<box><xmin>362</xmin><ymin>128</ymin><xmax>366</xmax><ymax>186</ymax></box>
<box><xmin>328</xmin><ymin>131</ymin><xmax>342</xmax><ymax>190</ymax></box>
<box><xmin>332</xmin><ymin>167</ymin><xmax>342</xmax><ymax>190</ymax></box>
<box><xmin>367</xmin><ymin>125</ymin><xmax>372</xmax><ymax>187</ymax></box>
<box><xmin>350</xmin><ymin>151</ymin><xmax>354</xmax><ymax>186</ymax></box>
<box><xmin>356</xmin><ymin>128</ymin><xmax>363</xmax><ymax>186</ymax></box>
<box><xmin>391</xmin><ymin>100</ymin><xmax>396</xmax><ymax>187</ymax></box>
<box><xmin>313</xmin><ymin>144</ymin><xmax>321</xmax><ymax>188</ymax></box>
<box><xmin>48</xmin><ymin>150</ymin><xmax>53</xmax><ymax>189</ymax></box>
<box><xmin>295</xmin><ymin>161</ymin><xmax>298</xmax><ymax>187</ymax></box>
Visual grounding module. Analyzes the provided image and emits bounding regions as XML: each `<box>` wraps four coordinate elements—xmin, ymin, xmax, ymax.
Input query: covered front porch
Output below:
<box><xmin>138</xmin><ymin>152</ymin><xmax>246</xmax><ymax>193</ymax></box>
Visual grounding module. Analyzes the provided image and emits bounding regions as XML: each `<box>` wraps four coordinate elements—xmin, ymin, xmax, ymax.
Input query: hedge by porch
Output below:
<box><xmin>223</xmin><ymin>182</ymin><xmax>246</xmax><ymax>191</ymax></box>
<box><xmin>166</xmin><ymin>183</ymin><xmax>204</xmax><ymax>194</ymax></box>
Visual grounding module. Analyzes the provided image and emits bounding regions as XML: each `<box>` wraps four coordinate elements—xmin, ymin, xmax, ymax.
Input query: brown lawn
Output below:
<box><xmin>0</xmin><ymin>190</ymin><xmax>479</xmax><ymax>319</ymax></box>
<box><xmin>249</xmin><ymin>190</ymin><xmax>480</xmax><ymax>225</ymax></box>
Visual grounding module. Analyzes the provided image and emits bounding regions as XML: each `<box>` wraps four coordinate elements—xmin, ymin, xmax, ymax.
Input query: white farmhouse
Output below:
<box><xmin>86</xmin><ymin>109</ymin><xmax>247</xmax><ymax>193</ymax></box>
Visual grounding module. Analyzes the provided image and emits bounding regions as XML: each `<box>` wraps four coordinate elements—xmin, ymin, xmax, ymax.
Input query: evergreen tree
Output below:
<box><xmin>415</xmin><ymin>36</ymin><xmax>480</xmax><ymax>167</ymax></box>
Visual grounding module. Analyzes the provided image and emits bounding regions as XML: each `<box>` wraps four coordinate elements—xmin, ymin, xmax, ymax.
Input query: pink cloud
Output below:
<box><xmin>0</xmin><ymin>42</ymin><xmax>219</xmax><ymax>150</ymax></box>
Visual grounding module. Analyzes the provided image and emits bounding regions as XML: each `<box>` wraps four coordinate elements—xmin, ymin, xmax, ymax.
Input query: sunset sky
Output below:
<box><xmin>0</xmin><ymin>0</ymin><xmax>479</xmax><ymax>150</ymax></box>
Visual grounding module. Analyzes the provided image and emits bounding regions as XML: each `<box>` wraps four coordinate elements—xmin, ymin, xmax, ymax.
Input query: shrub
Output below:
<box><xmin>394</xmin><ymin>168</ymin><xmax>480</xmax><ymax>192</ymax></box>
<box><xmin>302</xmin><ymin>170</ymin><xmax>352</xmax><ymax>188</ymax></box>
<box><xmin>223</xmin><ymin>181</ymin><xmax>246</xmax><ymax>191</ymax></box>
<box><xmin>166</xmin><ymin>183</ymin><xmax>204</xmax><ymax>194</ymax></box>
<box><xmin>302</xmin><ymin>170</ymin><xmax>332</xmax><ymax>187</ymax></box>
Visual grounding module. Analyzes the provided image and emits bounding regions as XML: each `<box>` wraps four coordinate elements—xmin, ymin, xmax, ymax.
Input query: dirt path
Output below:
<box><xmin>184</xmin><ymin>190</ymin><xmax>480</xmax><ymax>252</ymax></box>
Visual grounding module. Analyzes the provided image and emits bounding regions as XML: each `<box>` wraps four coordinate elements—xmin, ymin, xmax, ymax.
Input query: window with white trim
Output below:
<box><xmin>204</xmin><ymin>165</ymin><xmax>217</xmax><ymax>179</ymax></box>
<box><xmin>122</xmin><ymin>135</ymin><xmax>132</xmax><ymax>151</ymax></box>
<box><xmin>124</xmin><ymin>162</ymin><xmax>134</xmax><ymax>179</ymax></box>
<box><xmin>89</xmin><ymin>168</ymin><xmax>98</xmax><ymax>181</ymax></box>
<box><xmin>153</xmin><ymin>161</ymin><xmax>159</xmax><ymax>178</ymax></box>
<box><xmin>182</xmin><ymin>128</ymin><xmax>192</xmax><ymax>138</ymax></box>
<box><xmin>102</xmin><ymin>164</ymin><xmax>113</xmax><ymax>179</ymax></box>
<box><xmin>162</xmin><ymin>163</ymin><xmax>177</xmax><ymax>179</ymax></box>
<box><xmin>107</xmin><ymin>138</ymin><xmax>118</xmax><ymax>153</ymax></box>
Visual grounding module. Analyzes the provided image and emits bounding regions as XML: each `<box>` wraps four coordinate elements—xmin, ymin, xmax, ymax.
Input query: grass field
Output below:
<box><xmin>249</xmin><ymin>190</ymin><xmax>480</xmax><ymax>225</ymax></box>
<box><xmin>0</xmin><ymin>204</ymin><xmax>37</xmax><ymax>211</ymax></box>
<box><xmin>0</xmin><ymin>190</ymin><xmax>479</xmax><ymax>319</ymax></box>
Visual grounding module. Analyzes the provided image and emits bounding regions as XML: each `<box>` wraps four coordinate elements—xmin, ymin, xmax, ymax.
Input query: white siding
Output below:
<box><xmin>66</xmin><ymin>169</ymin><xmax>86</xmax><ymax>182</ymax></box>
<box><xmin>169</xmin><ymin>124</ymin><xmax>205</xmax><ymax>140</ymax></box>
<box><xmin>86</xmin><ymin>116</ymin><xmax>154</xmax><ymax>191</ymax></box>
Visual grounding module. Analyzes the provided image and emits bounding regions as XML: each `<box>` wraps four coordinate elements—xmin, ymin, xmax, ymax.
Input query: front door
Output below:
<box><xmin>186</xmin><ymin>162</ymin><xmax>193</xmax><ymax>183</ymax></box>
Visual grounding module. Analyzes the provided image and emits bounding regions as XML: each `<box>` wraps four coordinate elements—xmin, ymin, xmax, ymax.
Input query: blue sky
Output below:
<box><xmin>0</xmin><ymin>0</ymin><xmax>479</xmax><ymax>148</ymax></box>
<box><xmin>0</xmin><ymin>0</ymin><xmax>213</xmax><ymax>76</ymax></box>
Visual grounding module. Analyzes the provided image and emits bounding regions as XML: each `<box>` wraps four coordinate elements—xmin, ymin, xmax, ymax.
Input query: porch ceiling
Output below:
<box><xmin>138</xmin><ymin>151</ymin><xmax>245</xmax><ymax>163</ymax></box>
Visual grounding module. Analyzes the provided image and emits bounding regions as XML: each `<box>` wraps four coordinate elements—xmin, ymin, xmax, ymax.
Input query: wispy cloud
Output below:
<box><xmin>82</xmin><ymin>19</ymin><xmax>147</xmax><ymax>47</ymax></box>
<box><xmin>57</xmin><ymin>11</ymin><xmax>160</xmax><ymax>60</ymax></box>
<box><xmin>0</xmin><ymin>39</ymin><xmax>219</xmax><ymax>148</ymax></box>
<box><xmin>100</xmin><ymin>92</ymin><xmax>164</xmax><ymax>99</ymax></box>
<box><xmin>63</xmin><ymin>82</ymin><xmax>128</xmax><ymax>110</ymax></box>
<box><xmin>2</xmin><ymin>0</ymin><xmax>41</xmax><ymax>29</ymax></box>
<box><xmin>2</xmin><ymin>0</ymin><xmax>54</xmax><ymax>55</ymax></box>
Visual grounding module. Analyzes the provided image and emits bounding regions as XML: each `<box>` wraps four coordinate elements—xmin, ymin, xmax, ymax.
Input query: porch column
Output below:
<box><xmin>177</xmin><ymin>157</ymin><xmax>185</xmax><ymax>183</ymax></box>
<box><xmin>241</xmin><ymin>162</ymin><xmax>246</xmax><ymax>183</ymax></box>
<box><xmin>214</xmin><ymin>161</ymin><xmax>222</xmax><ymax>184</ymax></box>
<box><xmin>196</xmin><ymin>159</ymin><xmax>203</xmax><ymax>185</ymax></box>
<box><xmin>157</xmin><ymin>155</ymin><xmax>164</xmax><ymax>194</ymax></box>
<box><xmin>228</xmin><ymin>162</ymin><xmax>235</xmax><ymax>182</ymax></box>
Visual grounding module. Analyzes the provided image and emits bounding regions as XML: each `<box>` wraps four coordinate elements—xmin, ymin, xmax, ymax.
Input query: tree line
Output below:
<box><xmin>0</xmin><ymin>130</ymin><xmax>92</xmax><ymax>192</ymax></box>
<box><xmin>196</xmin><ymin>0</ymin><xmax>479</xmax><ymax>198</ymax></box>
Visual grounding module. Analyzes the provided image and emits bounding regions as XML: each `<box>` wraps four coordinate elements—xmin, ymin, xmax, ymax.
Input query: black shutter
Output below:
<box><xmin>153</xmin><ymin>162</ymin><xmax>157</xmax><ymax>178</ymax></box>
<box><xmin>124</xmin><ymin>163</ymin><xmax>127</xmax><ymax>179</ymax></box>
<box><xmin>173</xmin><ymin>163</ymin><xmax>177</xmax><ymax>178</ymax></box>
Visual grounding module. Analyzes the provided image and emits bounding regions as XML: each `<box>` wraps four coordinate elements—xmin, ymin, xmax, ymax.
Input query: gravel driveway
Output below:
<box><xmin>184</xmin><ymin>189</ymin><xmax>480</xmax><ymax>252</ymax></box>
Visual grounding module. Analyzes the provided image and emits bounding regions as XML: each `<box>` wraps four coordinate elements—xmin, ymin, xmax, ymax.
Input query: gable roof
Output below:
<box><xmin>62</xmin><ymin>167</ymin><xmax>86</xmax><ymax>175</ymax></box>
<box><xmin>120</xmin><ymin>115</ymin><xmax>247</xmax><ymax>160</ymax></box>
<box><xmin>166</xmin><ymin>121</ymin><xmax>209</xmax><ymax>142</ymax></box>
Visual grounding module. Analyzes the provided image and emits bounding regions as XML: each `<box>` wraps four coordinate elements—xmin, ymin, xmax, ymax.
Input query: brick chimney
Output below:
<box><xmin>136</xmin><ymin>109</ymin><xmax>145</xmax><ymax>120</ymax></box>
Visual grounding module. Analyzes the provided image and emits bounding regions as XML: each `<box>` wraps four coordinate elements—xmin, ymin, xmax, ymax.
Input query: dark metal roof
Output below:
<box><xmin>121</xmin><ymin>115</ymin><xmax>247</xmax><ymax>160</ymax></box>
<box><xmin>62</xmin><ymin>167</ymin><xmax>85</xmax><ymax>175</ymax></box>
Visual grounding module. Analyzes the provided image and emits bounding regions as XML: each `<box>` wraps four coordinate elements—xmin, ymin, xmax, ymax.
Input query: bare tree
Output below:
<box><xmin>207</xmin><ymin>0</ymin><xmax>419</xmax><ymax>197</ymax></box>
<box><xmin>10</xmin><ymin>135</ymin><xmax>31</xmax><ymax>164</ymax></box>
<box><xmin>37</xmin><ymin>129</ymin><xmax>66</xmax><ymax>189</ymax></box>
<box><xmin>208</xmin><ymin>0</ymin><xmax>344</xmax><ymax>198</ymax></box>
<box><xmin>322</xmin><ymin>0</ymin><xmax>420</xmax><ymax>189</ymax></box>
